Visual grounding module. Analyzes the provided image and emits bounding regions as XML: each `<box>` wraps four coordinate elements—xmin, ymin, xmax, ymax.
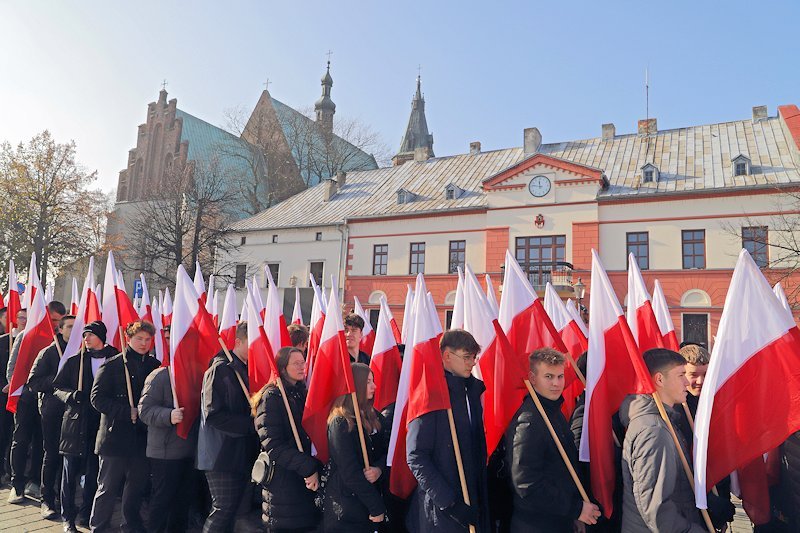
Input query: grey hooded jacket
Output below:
<box><xmin>619</xmin><ymin>394</ymin><xmax>705</xmax><ymax>533</ymax></box>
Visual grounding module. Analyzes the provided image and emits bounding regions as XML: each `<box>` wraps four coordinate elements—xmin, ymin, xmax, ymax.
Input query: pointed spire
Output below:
<box><xmin>393</xmin><ymin>75</ymin><xmax>434</xmax><ymax>166</ymax></box>
<box><xmin>315</xmin><ymin>60</ymin><xmax>336</xmax><ymax>134</ymax></box>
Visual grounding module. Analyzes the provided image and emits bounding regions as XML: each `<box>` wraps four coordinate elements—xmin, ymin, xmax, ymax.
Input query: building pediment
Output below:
<box><xmin>481</xmin><ymin>153</ymin><xmax>605</xmax><ymax>191</ymax></box>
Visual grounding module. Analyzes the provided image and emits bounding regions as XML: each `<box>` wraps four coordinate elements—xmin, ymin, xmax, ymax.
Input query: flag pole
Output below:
<box><xmin>351</xmin><ymin>391</ymin><xmax>371</xmax><ymax>469</ymax></box>
<box><xmin>652</xmin><ymin>392</ymin><xmax>715</xmax><ymax>533</ymax></box>
<box><xmin>120</xmin><ymin>327</ymin><xmax>136</xmax><ymax>424</ymax></box>
<box><xmin>217</xmin><ymin>338</ymin><xmax>252</xmax><ymax>402</ymax></box>
<box><xmin>77</xmin><ymin>345</ymin><xmax>85</xmax><ymax>392</ymax></box>
<box><xmin>52</xmin><ymin>335</ymin><xmax>63</xmax><ymax>359</ymax></box>
<box><xmin>524</xmin><ymin>379</ymin><xmax>591</xmax><ymax>502</ymax></box>
<box><xmin>446</xmin><ymin>408</ymin><xmax>477</xmax><ymax>533</ymax></box>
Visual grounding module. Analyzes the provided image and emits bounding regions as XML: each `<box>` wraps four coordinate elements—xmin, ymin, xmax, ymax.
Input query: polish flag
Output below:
<box><xmin>426</xmin><ymin>292</ymin><xmax>443</xmax><ymax>336</ymax></box>
<box><xmin>70</xmin><ymin>278</ymin><xmax>79</xmax><ymax>315</ymax></box>
<box><xmin>151</xmin><ymin>299</ymin><xmax>166</xmax><ymax>364</ymax></box>
<box><xmin>194</xmin><ymin>261</ymin><xmax>207</xmax><ymax>305</ymax></box>
<box><xmin>60</xmin><ymin>257</ymin><xmax>97</xmax><ymax>369</ymax></box>
<box><xmin>22</xmin><ymin>253</ymin><xmax>41</xmax><ymax>310</ymax></box>
<box><xmin>291</xmin><ymin>287</ymin><xmax>303</xmax><ymax>325</ymax></box>
<box><xmin>485</xmin><ymin>274</ymin><xmax>500</xmax><ymax>317</ymax></box>
<box><xmin>94</xmin><ymin>284</ymin><xmax>103</xmax><ymax>316</ymax></box>
<box><xmin>246</xmin><ymin>290</ymin><xmax>279</xmax><ymax>394</ymax></box>
<box><xmin>102</xmin><ymin>252</ymin><xmax>123</xmax><ymax>350</ymax></box>
<box><xmin>44</xmin><ymin>284</ymin><xmax>53</xmax><ymax>304</ymax></box>
<box><xmin>302</xmin><ymin>283</ymin><xmax>355</xmax><ymax>463</ymax></box>
<box><xmin>204</xmin><ymin>274</ymin><xmax>215</xmax><ymax>317</ymax></box>
<box><xmin>218</xmin><ymin>284</ymin><xmax>238</xmax><ymax>350</ymax></box>
<box><xmin>626</xmin><ymin>253</ymin><xmax>664</xmax><ymax>352</ymax></box>
<box><xmin>138</xmin><ymin>274</ymin><xmax>153</xmax><ymax>323</ymax></box>
<box><xmin>162</xmin><ymin>287</ymin><xmax>173</xmax><ymax>327</ymax></box>
<box><xmin>6</xmin><ymin>260</ymin><xmax>21</xmax><ymax>330</ymax></box>
<box><xmin>7</xmin><ymin>286</ymin><xmax>53</xmax><ymax>413</ymax></box>
<box><xmin>652</xmin><ymin>280</ymin><xmax>680</xmax><ymax>351</ymax></box>
<box><xmin>773</xmin><ymin>282</ymin><xmax>793</xmax><ymax>320</ymax></box>
<box><xmin>400</xmin><ymin>285</ymin><xmax>414</xmax><ymax>344</ymax></box>
<box><xmin>113</xmin><ymin>270</ymin><xmax>139</xmax><ymax>342</ymax></box>
<box><xmin>694</xmin><ymin>249</ymin><xmax>800</xmax><ymax>509</ymax></box>
<box><xmin>353</xmin><ymin>295</ymin><xmax>375</xmax><ymax>356</ymax></box>
<box><xmin>580</xmin><ymin>249</ymin><xmax>655</xmax><ymax>518</ymax></box>
<box><xmin>388</xmin><ymin>274</ymin><xmax>452</xmax><ymax>498</ymax></box>
<box><xmin>370</xmin><ymin>296</ymin><xmax>403</xmax><ymax>412</ymax></box>
<box><xmin>305</xmin><ymin>274</ymin><xmax>327</xmax><ymax>383</ymax></box>
<box><xmin>251</xmin><ymin>275</ymin><xmax>266</xmax><ymax>320</ymax></box>
<box><xmin>566</xmin><ymin>298</ymin><xmax>589</xmax><ymax>337</ymax></box>
<box><xmin>169</xmin><ymin>264</ymin><xmax>220</xmax><ymax>438</ymax></box>
<box><xmin>463</xmin><ymin>265</ymin><xmax>496</xmax><ymax>381</ymax></box>
<box><xmin>450</xmin><ymin>268</ymin><xmax>465</xmax><ymax>330</ymax></box>
<box><xmin>263</xmin><ymin>266</ymin><xmax>292</xmax><ymax>357</ymax></box>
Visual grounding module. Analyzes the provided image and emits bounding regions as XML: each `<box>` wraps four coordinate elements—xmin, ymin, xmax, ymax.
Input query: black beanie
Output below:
<box><xmin>83</xmin><ymin>321</ymin><xmax>107</xmax><ymax>344</ymax></box>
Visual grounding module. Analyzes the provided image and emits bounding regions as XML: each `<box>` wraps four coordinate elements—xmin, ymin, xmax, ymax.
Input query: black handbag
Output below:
<box><xmin>251</xmin><ymin>451</ymin><xmax>276</xmax><ymax>487</ymax></box>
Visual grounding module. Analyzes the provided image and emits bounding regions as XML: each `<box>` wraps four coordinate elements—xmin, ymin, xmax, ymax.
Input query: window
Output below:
<box><xmin>445</xmin><ymin>310</ymin><xmax>454</xmax><ymax>330</ymax></box>
<box><xmin>735</xmin><ymin>162</ymin><xmax>747</xmax><ymax>176</ymax></box>
<box><xmin>626</xmin><ymin>232</ymin><xmax>649</xmax><ymax>270</ymax></box>
<box><xmin>272</xmin><ymin>234</ymin><xmax>278</xmax><ymax>243</ymax></box>
<box><xmin>410</xmin><ymin>242</ymin><xmax>426</xmax><ymax>274</ymax></box>
<box><xmin>445</xmin><ymin>188</ymin><xmax>455</xmax><ymax>200</ymax></box>
<box><xmin>448</xmin><ymin>240</ymin><xmax>466</xmax><ymax>273</ymax></box>
<box><xmin>641</xmin><ymin>163</ymin><xmax>659</xmax><ymax>184</ymax></box>
<box><xmin>368</xmin><ymin>309</ymin><xmax>380</xmax><ymax>331</ymax></box>
<box><xmin>309</xmin><ymin>262</ymin><xmax>324</xmax><ymax>287</ymax></box>
<box><xmin>682</xmin><ymin>230</ymin><xmax>706</xmax><ymax>269</ymax></box>
<box><xmin>373</xmin><ymin>244</ymin><xmax>388</xmax><ymax>275</ymax></box>
<box><xmin>742</xmin><ymin>226</ymin><xmax>769</xmax><ymax>268</ymax></box>
<box><xmin>515</xmin><ymin>235</ymin><xmax>566</xmax><ymax>287</ymax></box>
<box><xmin>234</xmin><ymin>264</ymin><xmax>247</xmax><ymax>288</ymax></box>
<box><xmin>682</xmin><ymin>313</ymin><xmax>709</xmax><ymax>347</ymax></box>
<box><xmin>267</xmin><ymin>263</ymin><xmax>280</xmax><ymax>286</ymax></box>
<box><xmin>315</xmin><ymin>232</ymin><xmax>322</xmax><ymax>241</ymax></box>
<box><xmin>240</xmin><ymin>236</ymin><xmax>246</xmax><ymax>245</ymax></box>
<box><xmin>643</xmin><ymin>169</ymin><xmax>654</xmax><ymax>183</ymax></box>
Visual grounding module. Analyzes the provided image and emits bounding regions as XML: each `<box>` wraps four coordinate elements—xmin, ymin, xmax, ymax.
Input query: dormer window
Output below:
<box><xmin>641</xmin><ymin>163</ymin><xmax>659</xmax><ymax>183</ymax></box>
<box><xmin>397</xmin><ymin>188</ymin><xmax>414</xmax><ymax>205</ymax></box>
<box><xmin>732</xmin><ymin>154</ymin><xmax>751</xmax><ymax>177</ymax></box>
<box><xmin>444</xmin><ymin>183</ymin><xmax>462</xmax><ymax>200</ymax></box>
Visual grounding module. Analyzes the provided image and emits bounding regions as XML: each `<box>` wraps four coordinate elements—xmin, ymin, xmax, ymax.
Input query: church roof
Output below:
<box><xmin>396</xmin><ymin>77</ymin><xmax>434</xmax><ymax>157</ymax></box>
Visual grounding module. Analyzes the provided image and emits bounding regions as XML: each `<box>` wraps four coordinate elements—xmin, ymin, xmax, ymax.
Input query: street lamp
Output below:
<box><xmin>574</xmin><ymin>277</ymin><xmax>586</xmax><ymax>304</ymax></box>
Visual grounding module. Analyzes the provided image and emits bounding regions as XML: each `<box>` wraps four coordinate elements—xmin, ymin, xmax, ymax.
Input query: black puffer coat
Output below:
<box><xmin>255</xmin><ymin>379</ymin><xmax>320</xmax><ymax>530</ymax></box>
<box><xmin>781</xmin><ymin>431</ymin><xmax>800</xmax><ymax>528</ymax></box>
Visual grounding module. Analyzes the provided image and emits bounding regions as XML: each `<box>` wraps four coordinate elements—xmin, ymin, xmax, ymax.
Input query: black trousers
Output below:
<box><xmin>148</xmin><ymin>457</ymin><xmax>194</xmax><ymax>533</ymax></box>
<box><xmin>10</xmin><ymin>392</ymin><xmax>43</xmax><ymax>492</ymax></box>
<box><xmin>203</xmin><ymin>470</ymin><xmax>249</xmax><ymax>533</ymax></box>
<box><xmin>40</xmin><ymin>405</ymin><xmax>63</xmax><ymax>506</ymax></box>
<box><xmin>61</xmin><ymin>453</ymin><xmax>98</xmax><ymax>523</ymax></box>
<box><xmin>90</xmin><ymin>455</ymin><xmax>149</xmax><ymax>533</ymax></box>
<box><xmin>0</xmin><ymin>392</ymin><xmax>12</xmax><ymax>477</ymax></box>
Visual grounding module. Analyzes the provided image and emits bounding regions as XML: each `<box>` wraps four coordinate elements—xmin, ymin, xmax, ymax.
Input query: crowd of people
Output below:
<box><xmin>0</xmin><ymin>302</ymin><xmax>798</xmax><ymax>533</ymax></box>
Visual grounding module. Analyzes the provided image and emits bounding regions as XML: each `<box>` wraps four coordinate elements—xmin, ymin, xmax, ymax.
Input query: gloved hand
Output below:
<box><xmin>706</xmin><ymin>491</ymin><xmax>735</xmax><ymax>529</ymax></box>
<box><xmin>445</xmin><ymin>501</ymin><xmax>478</xmax><ymax>528</ymax></box>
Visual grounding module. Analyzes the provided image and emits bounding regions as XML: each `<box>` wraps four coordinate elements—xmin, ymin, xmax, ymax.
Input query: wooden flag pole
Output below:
<box><xmin>77</xmin><ymin>345</ymin><xmax>86</xmax><ymax>392</ymax></box>
<box><xmin>274</xmin><ymin>373</ymin><xmax>304</xmax><ymax>452</ymax></box>
<box><xmin>120</xmin><ymin>327</ymin><xmax>136</xmax><ymax>424</ymax></box>
<box><xmin>446</xmin><ymin>408</ymin><xmax>477</xmax><ymax>533</ymax></box>
<box><xmin>524</xmin><ymin>379</ymin><xmax>591</xmax><ymax>502</ymax></box>
<box><xmin>52</xmin><ymin>335</ymin><xmax>63</xmax><ymax>359</ymax></box>
<box><xmin>351</xmin><ymin>391</ymin><xmax>371</xmax><ymax>469</ymax></box>
<box><xmin>217</xmin><ymin>338</ymin><xmax>251</xmax><ymax>402</ymax></box>
<box><xmin>653</xmin><ymin>393</ymin><xmax>715</xmax><ymax>533</ymax></box>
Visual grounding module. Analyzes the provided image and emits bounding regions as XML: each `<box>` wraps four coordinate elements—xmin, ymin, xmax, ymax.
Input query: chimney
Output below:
<box><xmin>323</xmin><ymin>178</ymin><xmax>337</xmax><ymax>201</ymax></box>
<box><xmin>637</xmin><ymin>118</ymin><xmax>657</xmax><ymax>135</ymax></box>
<box><xmin>752</xmin><ymin>105</ymin><xmax>768</xmax><ymax>122</ymax></box>
<box><xmin>414</xmin><ymin>147</ymin><xmax>430</xmax><ymax>162</ymax></box>
<box><xmin>336</xmin><ymin>170</ymin><xmax>346</xmax><ymax>188</ymax></box>
<box><xmin>601</xmin><ymin>123</ymin><xmax>616</xmax><ymax>141</ymax></box>
<box><xmin>469</xmin><ymin>141</ymin><xmax>481</xmax><ymax>155</ymax></box>
<box><xmin>523</xmin><ymin>127</ymin><xmax>542</xmax><ymax>154</ymax></box>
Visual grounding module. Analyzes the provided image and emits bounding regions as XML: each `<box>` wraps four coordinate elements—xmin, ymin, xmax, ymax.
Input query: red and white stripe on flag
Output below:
<box><xmin>292</xmin><ymin>287</ymin><xmax>303</xmax><ymax>325</ymax></box>
<box><xmin>218</xmin><ymin>284</ymin><xmax>238</xmax><ymax>351</ymax></box>
<box><xmin>263</xmin><ymin>266</ymin><xmax>291</xmax><ymax>356</ymax></box>
<box><xmin>246</xmin><ymin>289</ymin><xmax>278</xmax><ymax>394</ymax></box>
<box><xmin>353</xmin><ymin>295</ymin><xmax>375</xmax><ymax>356</ymax></box>
<box><xmin>304</xmin><ymin>275</ymin><xmax>326</xmax><ymax>383</ymax></box>
<box><xmin>70</xmin><ymin>277</ymin><xmax>79</xmax><ymax>316</ymax></box>
<box><xmin>626</xmin><ymin>253</ymin><xmax>664</xmax><ymax>352</ymax></box>
<box><xmin>652</xmin><ymin>280</ymin><xmax>680</xmax><ymax>351</ymax></box>
<box><xmin>694</xmin><ymin>249</ymin><xmax>800</xmax><ymax>509</ymax></box>
<box><xmin>60</xmin><ymin>257</ymin><xmax>97</xmax><ymax>370</ymax></box>
<box><xmin>370</xmin><ymin>296</ymin><xmax>402</xmax><ymax>413</ymax></box>
<box><xmin>7</xmin><ymin>287</ymin><xmax>53</xmax><ymax>413</ymax></box>
<box><xmin>6</xmin><ymin>260</ymin><xmax>21</xmax><ymax>330</ymax></box>
<box><xmin>162</xmin><ymin>287</ymin><xmax>173</xmax><ymax>327</ymax></box>
<box><xmin>580</xmin><ymin>249</ymin><xmax>655</xmax><ymax>518</ymax></box>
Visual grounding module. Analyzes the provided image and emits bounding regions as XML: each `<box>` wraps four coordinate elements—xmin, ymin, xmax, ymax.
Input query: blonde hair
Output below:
<box><xmin>679</xmin><ymin>344</ymin><xmax>710</xmax><ymax>365</ymax></box>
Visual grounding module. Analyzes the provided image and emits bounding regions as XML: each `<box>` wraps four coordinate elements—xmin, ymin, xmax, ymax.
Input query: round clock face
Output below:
<box><xmin>528</xmin><ymin>175</ymin><xmax>551</xmax><ymax>197</ymax></box>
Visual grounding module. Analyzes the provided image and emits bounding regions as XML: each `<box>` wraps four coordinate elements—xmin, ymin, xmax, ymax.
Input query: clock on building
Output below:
<box><xmin>528</xmin><ymin>175</ymin><xmax>551</xmax><ymax>197</ymax></box>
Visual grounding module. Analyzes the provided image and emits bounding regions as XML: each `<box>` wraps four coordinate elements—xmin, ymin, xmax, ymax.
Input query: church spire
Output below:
<box><xmin>392</xmin><ymin>75</ymin><xmax>434</xmax><ymax>166</ymax></box>
<box><xmin>315</xmin><ymin>60</ymin><xmax>336</xmax><ymax>134</ymax></box>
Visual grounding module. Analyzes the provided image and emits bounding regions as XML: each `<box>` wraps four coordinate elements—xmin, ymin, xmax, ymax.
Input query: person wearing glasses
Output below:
<box><xmin>406</xmin><ymin>329</ymin><xmax>489</xmax><ymax>532</ymax></box>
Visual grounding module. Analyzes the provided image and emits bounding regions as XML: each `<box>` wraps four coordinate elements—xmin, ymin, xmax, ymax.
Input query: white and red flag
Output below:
<box><xmin>485</xmin><ymin>274</ymin><xmax>500</xmax><ymax>317</ymax></box>
<box><xmin>566</xmin><ymin>298</ymin><xmax>589</xmax><ymax>337</ymax></box>
<box><xmin>694</xmin><ymin>249</ymin><xmax>800</xmax><ymax>509</ymax></box>
<box><xmin>204</xmin><ymin>274</ymin><xmax>215</xmax><ymax>317</ymax></box>
<box><xmin>162</xmin><ymin>287</ymin><xmax>173</xmax><ymax>327</ymax></box>
<box><xmin>70</xmin><ymin>278</ymin><xmax>79</xmax><ymax>315</ymax></box>
<box><xmin>6</xmin><ymin>260</ymin><xmax>21</xmax><ymax>331</ymax></box>
<box><xmin>246</xmin><ymin>290</ymin><xmax>279</xmax><ymax>394</ymax></box>
<box><xmin>652</xmin><ymin>280</ymin><xmax>680</xmax><ymax>351</ymax></box>
<box><xmin>193</xmin><ymin>261</ymin><xmax>207</xmax><ymax>305</ymax></box>
<box><xmin>102</xmin><ymin>252</ymin><xmax>122</xmax><ymax>349</ymax></box>
<box><xmin>580</xmin><ymin>249</ymin><xmax>655</xmax><ymax>518</ymax></box>
<box><xmin>60</xmin><ymin>257</ymin><xmax>98</xmax><ymax>369</ymax></box>
<box><xmin>263</xmin><ymin>266</ymin><xmax>291</xmax><ymax>358</ymax></box>
<box><xmin>21</xmin><ymin>253</ymin><xmax>40</xmax><ymax>311</ymax></box>
<box><xmin>626</xmin><ymin>253</ymin><xmax>664</xmax><ymax>352</ymax></box>
<box><xmin>353</xmin><ymin>295</ymin><xmax>375</xmax><ymax>356</ymax></box>
<box><xmin>304</xmin><ymin>274</ymin><xmax>327</xmax><ymax>383</ymax></box>
<box><xmin>773</xmin><ymin>282</ymin><xmax>793</xmax><ymax>320</ymax></box>
<box><xmin>450</xmin><ymin>268</ymin><xmax>465</xmax><ymax>330</ymax></box>
<box><xmin>169</xmin><ymin>264</ymin><xmax>220</xmax><ymax>439</ymax></box>
<box><xmin>218</xmin><ymin>284</ymin><xmax>238</xmax><ymax>351</ymax></box>
<box><xmin>370</xmin><ymin>296</ymin><xmax>403</xmax><ymax>412</ymax></box>
<box><xmin>7</xmin><ymin>285</ymin><xmax>53</xmax><ymax>413</ymax></box>
<box><xmin>291</xmin><ymin>287</ymin><xmax>303</xmax><ymax>325</ymax></box>
<box><xmin>388</xmin><ymin>274</ymin><xmax>451</xmax><ymax>498</ymax></box>
<box><xmin>463</xmin><ymin>265</ymin><xmax>496</xmax><ymax>381</ymax></box>
<box><xmin>151</xmin><ymin>299</ymin><xmax>167</xmax><ymax>364</ymax></box>
<box><xmin>302</xmin><ymin>281</ymin><xmax>355</xmax><ymax>463</ymax></box>
<box><xmin>400</xmin><ymin>285</ymin><xmax>414</xmax><ymax>344</ymax></box>
<box><xmin>138</xmin><ymin>274</ymin><xmax>153</xmax><ymax>323</ymax></box>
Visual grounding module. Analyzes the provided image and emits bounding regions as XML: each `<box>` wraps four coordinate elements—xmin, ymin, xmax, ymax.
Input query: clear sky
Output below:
<box><xmin>2</xmin><ymin>0</ymin><xmax>799</xmax><ymax>194</ymax></box>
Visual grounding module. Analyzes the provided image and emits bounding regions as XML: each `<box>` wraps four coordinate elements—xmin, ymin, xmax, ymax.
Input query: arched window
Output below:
<box><xmin>368</xmin><ymin>290</ymin><xmax>386</xmax><ymax>305</ymax></box>
<box><xmin>680</xmin><ymin>289</ymin><xmax>711</xmax><ymax>308</ymax></box>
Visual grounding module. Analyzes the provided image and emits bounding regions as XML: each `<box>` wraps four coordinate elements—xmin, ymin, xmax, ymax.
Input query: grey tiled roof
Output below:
<box><xmin>232</xmin><ymin>114</ymin><xmax>800</xmax><ymax>231</ymax></box>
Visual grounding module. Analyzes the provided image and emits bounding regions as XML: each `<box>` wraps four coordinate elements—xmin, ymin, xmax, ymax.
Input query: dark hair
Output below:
<box><xmin>235</xmin><ymin>322</ymin><xmax>248</xmax><ymax>341</ymax></box>
<box><xmin>328</xmin><ymin>362</ymin><xmax>380</xmax><ymax>434</ymax></box>
<box><xmin>0</xmin><ymin>307</ymin><xmax>7</xmax><ymax>316</ymax></box>
<box><xmin>529</xmin><ymin>347</ymin><xmax>566</xmax><ymax>371</ymax></box>
<box><xmin>288</xmin><ymin>323</ymin><xmax>309</xmax><ymax>347</ymax></box>
<box><xmin>126</xmin><ymin>320</ymin><xmax>156</xmax><ymax>338</ymax></box>
<box><xmin>439</xmin><ymin>329</ymin><xmax>481</xmax><ymax>356</ymax></box>
<box><xmin>47</xmin><ymin>301</ymin><xmax>67</xmax><ymax>316</ymax></box>
<box><xmin>643</xmin><ymin>348</ymin><xmax>686</xmax><ymax>377</ymax></box>
<box><xmin>344</xmin><ymin>313</ymin><xmax>364</xmax><ymax>331</ymax></box>
<box><xmin>250</xmin><ymin>346</ymin><xmax>305</xmax><ymax>417</ymax></box>
<box><xmin>59</xmin><ymin>315</ymin><xmax>76</xmax><ymax>327</ymax></box>
<box><xmin>576</xmin><ymin>351</ymin><xmax>588</xmax><ymax>378</ymax></box>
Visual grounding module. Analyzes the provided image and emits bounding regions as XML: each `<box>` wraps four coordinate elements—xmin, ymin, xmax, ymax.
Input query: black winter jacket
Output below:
<box><xmin>197</xmin><ymin>352</ymin><xmax>258</xmax><ymax>473</ymax></box>
<box><xmin>781</xmin><ymin>430</ymin><xmax>800</xmax><ymax>527</ymax></box>
<box><xmin>138</xmin><ymin>367</ymin><xmax>197</xmax><ymax>460</ymax></box>
<box><xmin>91</xmin><ymin>347</ymin><xmax>160</xmax><ymax>457</ymax></box>
<box><xmin>406</xmin><ymin>371</ymin><xmax>489</xmax><ymax>533</ymax></box>
<box><xmin>323</xmin><ymin>414</ymin><xmax>386</xmax><ymax>532</ymax></box>
<box><xmin>28</xmin><ymin>335</ymin><xmax>67</xmax><ymax>419</ymax></box>
<box><xmin>255</xmin><ymin>379</ymin><xmax>320</xmax><ymax>530</ymax></box>
<box><xmin>506</xmin><ymin>393</ymin><xmax>583</xmax><ymax>532</ymax></box>
<box><xmin>53</xmin><ymin>345</ymin><xmax>118</xmax><ymax>457</ymax></box>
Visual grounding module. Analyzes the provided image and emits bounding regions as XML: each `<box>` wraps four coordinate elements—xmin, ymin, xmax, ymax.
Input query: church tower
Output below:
<box><xmin>315</xmin><ymin>61</ymin><xmax>336</xmax><ymax>134</ymax></box>
<box><xmin>392</xmin><ymin>76</ymin><xmax>434</xmax><ymax>166</ymax></box>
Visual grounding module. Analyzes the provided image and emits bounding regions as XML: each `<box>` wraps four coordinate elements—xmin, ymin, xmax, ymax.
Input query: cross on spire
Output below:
<box><xmin>263</xmin><ymin>78</ymin><xmax>272</xmax><ymax>91</ymax></box>
<box><xmin>326</xmin><ymin>50</ymin><xmax>333</xmax><ymax>66</ymax></box>
<box><xmin>417</xmin><ymin>64</ymin><xmax>422</xmax><ymax>78</ymax></box>
<box><xmin>161</xmin><ymin>79</ymin><xmax>168</xmax><ymax>91</ymax></box>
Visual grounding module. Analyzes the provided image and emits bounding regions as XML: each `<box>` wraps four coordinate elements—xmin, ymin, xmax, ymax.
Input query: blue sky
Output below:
<box><xmin>2</xmin><ymin>0</ymin><xmax>799</xmax><ymax>193</ymax></box>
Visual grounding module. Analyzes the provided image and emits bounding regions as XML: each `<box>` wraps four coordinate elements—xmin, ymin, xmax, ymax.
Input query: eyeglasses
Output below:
<box><xmin>447</xmin><ymin>350</ymin><xmax>477</xmax><ymax>363</ymax></box>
